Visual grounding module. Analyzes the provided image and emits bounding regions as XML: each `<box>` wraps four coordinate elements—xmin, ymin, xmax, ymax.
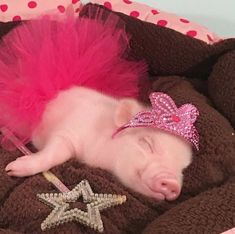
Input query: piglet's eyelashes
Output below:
<box><xmin>138</xmin><ymin>137</ymin><xmax>154</xmax><ymax>154</ymax></box>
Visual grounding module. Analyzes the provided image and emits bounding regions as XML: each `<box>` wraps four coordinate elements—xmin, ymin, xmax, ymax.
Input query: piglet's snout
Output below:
<box><xmin>149</xmin><ymin>173</ymin><xmax>181</xmax><ymax>201</ymax></box>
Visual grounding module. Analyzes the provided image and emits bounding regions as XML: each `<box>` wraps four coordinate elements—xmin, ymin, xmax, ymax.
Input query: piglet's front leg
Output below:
<box><xmin>5</xmin><ymin>135</ymin><xmax>75</xmax><ymax>177</ymax></box>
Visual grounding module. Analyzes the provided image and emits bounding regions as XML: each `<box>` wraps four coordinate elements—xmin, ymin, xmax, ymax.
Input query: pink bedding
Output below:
<box><xmin>91</xmin><ymin>0</ymin><xmax>222</xmax><ymax>44</ymax></box>
<box><xmin>0</xmin><ymin>0</ymin><xmax>222</xmax><ymax>44</ymax></box>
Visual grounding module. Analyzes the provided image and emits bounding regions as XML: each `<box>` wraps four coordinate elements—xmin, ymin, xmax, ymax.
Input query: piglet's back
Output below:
<box><xmin>32</xmin><ymin>86</ymin><xmax>116</xmax><ymax>148</ymax></box>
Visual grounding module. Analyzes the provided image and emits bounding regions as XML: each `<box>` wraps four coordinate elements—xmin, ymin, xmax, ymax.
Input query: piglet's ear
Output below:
<box><xmin>114</xmin><ymin>98</ymin><xmax>143</xmax><ymax>127</ymax></box>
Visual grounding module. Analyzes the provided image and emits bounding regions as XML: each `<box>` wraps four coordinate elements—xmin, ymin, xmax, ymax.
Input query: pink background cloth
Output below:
<box><xmin>91</xmin><ymin>0</ymin><xmax>222</xmax><ymax>44</ymax></box>
<box><xmin>0</xmin><ymin>0</ymin><xmax>82</xmax><ymax>22</ymax></box>
<box><xmin>0</xmin><ymin>0</ymin><xmax>221</xmax><ymax>44</ymax></box>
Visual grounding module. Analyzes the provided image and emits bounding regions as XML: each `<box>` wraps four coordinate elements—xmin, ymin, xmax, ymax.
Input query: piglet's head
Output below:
<box><xmin>110</xmin><ymin>92</ymin><xmax>199</xmax><ymax>201</ymax></box>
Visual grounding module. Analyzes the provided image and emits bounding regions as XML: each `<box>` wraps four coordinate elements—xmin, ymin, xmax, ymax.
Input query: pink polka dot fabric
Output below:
<box><xmin>0</xmin><ymin>0</ymin><xmax>222</xmax><ymax>44</ymax></box>
<box><xmin>91</xmin><ymin>0</ymin><xmax>222</xmax><ymax>44</ymax></box>
<box><xmin>0</xmin><ymin>0</ymin><xmax>82</xmax><ymax>22</ymax></box>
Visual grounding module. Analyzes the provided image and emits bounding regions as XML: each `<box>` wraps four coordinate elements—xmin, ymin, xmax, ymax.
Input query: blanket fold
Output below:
<box><xmin>0</xmin><ymin>3</ymin><xmax>235</xmax><ymax>234</ymax></box>
<box><xmin>208</xmin><ymin>50</ymin><xmax>235</xmax><ymax>128</ymax></box>
<box><xmin>143</xmin><ymin>176</ymin><xmax>235</xmax><ymax>234</ymax></box>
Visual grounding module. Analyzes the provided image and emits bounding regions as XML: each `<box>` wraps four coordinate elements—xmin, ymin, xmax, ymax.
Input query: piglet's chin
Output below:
<box><xmin>151</xmin><ymin>192</ymin><xmax>166</xmax><ymax>201</ymax></box>
<box><xmin>145</xmin><ymin>186</ymin><xmax>179</xmax><ymax>201</ymax></box>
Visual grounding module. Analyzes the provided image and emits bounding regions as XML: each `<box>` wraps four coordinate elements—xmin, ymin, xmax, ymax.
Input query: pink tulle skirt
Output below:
<box><xmin>0</xmin><ymin>7</ymin><xmax>147</xmax><ymax>148</ymax></box>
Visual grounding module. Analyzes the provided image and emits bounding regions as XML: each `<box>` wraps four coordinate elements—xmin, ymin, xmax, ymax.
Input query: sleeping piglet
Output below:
<box><xmin>5</xmin><ymin>87</ymin><xmax>198</xmax><ymax>201</ymax></box>
<box><xmin>0</xmin><ymin>11</ymin><xmax>199</xmax><ymax>201</ymax></box>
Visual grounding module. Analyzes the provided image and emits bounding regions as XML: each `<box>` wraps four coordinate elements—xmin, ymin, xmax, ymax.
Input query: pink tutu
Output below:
<box><xmin>0</xmin><ymin>8</ymin><xmax>147</xmax><ymax>148</ymax></box>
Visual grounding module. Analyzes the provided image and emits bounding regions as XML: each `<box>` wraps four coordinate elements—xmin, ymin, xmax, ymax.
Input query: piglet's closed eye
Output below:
<box><xmin>138</xmin><ymin>137</ymin><xmax>154</xmax><ymax>154</ymax></box>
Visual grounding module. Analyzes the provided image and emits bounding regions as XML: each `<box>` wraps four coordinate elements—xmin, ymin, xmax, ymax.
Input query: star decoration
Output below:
<box><xmin>37</xmin><ymin>180</ymin><xmax>126</xmax><ymax>232</ymax></box>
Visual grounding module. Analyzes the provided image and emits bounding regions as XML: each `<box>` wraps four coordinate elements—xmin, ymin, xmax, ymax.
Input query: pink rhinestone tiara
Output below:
<box><xmin>113</xmin><ymin>92</ymin><xmax>200</xmax><ymax>150</ymax></box>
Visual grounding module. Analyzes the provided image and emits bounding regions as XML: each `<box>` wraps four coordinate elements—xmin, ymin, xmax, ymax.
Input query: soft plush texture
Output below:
<box><xmin>0</xmin><ymin>0</ymin><xmax>82</xmax><ymax>22</ymax></box>
<box><xmin>0</xmin><ymin>3</ymin><xmax>235</xmax><ymax>234</ymax></box>
<box><xmin>91</xmin><ymin>0</ymin><xmax>222</xmax><ymax>44</ymax></box>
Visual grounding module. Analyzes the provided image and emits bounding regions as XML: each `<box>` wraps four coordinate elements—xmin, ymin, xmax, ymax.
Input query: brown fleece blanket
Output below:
<box><xmin>1</xmin><ymin>3</ymin><xmax>235</xmax><ymax>234</ymax></box>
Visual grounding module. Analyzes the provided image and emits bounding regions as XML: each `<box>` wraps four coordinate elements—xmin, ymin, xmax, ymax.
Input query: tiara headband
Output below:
<box><xmin>113</xmin><ymin>92</ymin><xmax>199</xmax><ymax>150</ymax></box>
